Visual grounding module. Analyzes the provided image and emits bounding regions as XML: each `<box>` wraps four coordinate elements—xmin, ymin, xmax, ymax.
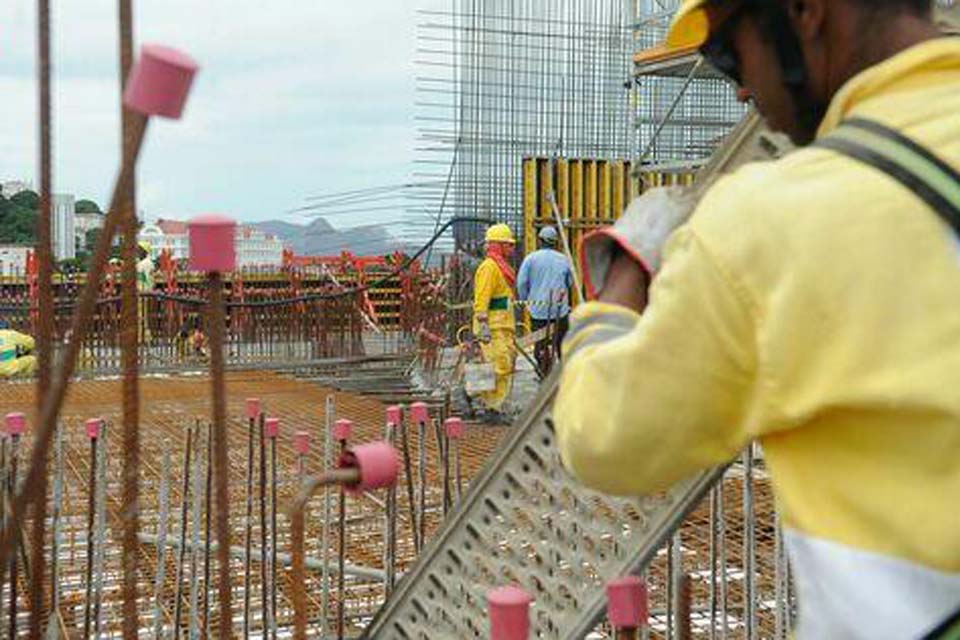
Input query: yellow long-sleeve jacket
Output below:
<box><xmin>473</xmin><ymin>258</ymin><xmax>515</xmax><ymax>331</ymax></box>
<box><xmin>556</xmin><ymin>38</ymin><xmax>960</xmax><ymax>639</ymax></box>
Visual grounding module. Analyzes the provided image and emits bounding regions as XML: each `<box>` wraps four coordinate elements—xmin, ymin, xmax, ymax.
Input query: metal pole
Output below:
<box><xmin>46</xmin><ymin>426</ymin><xmax>64</xmax><ymax>640</ymax></box>
<box><xmin>320</xmin><ymin>397</ymin><xmax>333</xmax><ymax>636</ymax></box>
<box><xmin>382</xmin><ymin>419</ymin><xmax>397</xmax><ymax>595</ymax></box>
<box><xmin>258</xmin><ymin>415</ymin><xmax>268</xmax><ymax>640</ymax></box>
<box><xmin>202</xmin><ymin>422</ymin><xmax>213</xmax><ymax>637</ymax></box>
<box><xmin>743</xmin><ymin>446</ymin><xmax>756</xmax><ymax>640</ymax></box>
<box><xmin>292</xmin><ymin>447</ymin><xmax>308</xmax><ymax>640</ymax></box>
<box><xmin>243</xmin><ymin>409</ymin><xmax>256</xmax><ymax>638</ymax></box>
<box><xmin>92</xmin><ymin>422</ymin><xmax>110</xmax><ymax>639</ymax></box>
<box><xmin>399</xmin><ymin>416</ymin><xmax>419</xmax><ymax>553</ymax></box>
<box><xmin>188</xmin><ymin>422</ymin><xmax>204</xmax><ymax>640</ymax></box>
<box><xmin>337</xmin><ymin>436</ymin><xmax>347</xmax><ymax>640</ymax></box>
<box><xmin>270</xmin><ymin>435</ymin><xmax>278</xmax><ymax>640</ymax></box>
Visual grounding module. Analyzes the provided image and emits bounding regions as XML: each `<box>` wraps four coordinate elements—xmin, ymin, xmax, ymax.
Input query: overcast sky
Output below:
<box><xmin>0</xmin><ymin>1</ymin><xmax>445</xmax><ymax>228</ymax></box>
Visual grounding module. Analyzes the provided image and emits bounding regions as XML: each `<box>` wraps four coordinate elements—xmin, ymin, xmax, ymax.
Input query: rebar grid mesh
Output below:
<box><xmin>0</xmin><ymin>372</ymin><xmax>508</xmax><ymax>637</ymax></box>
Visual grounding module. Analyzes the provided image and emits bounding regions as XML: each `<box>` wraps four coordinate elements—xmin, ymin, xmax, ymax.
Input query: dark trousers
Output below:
<box><xmin>531</xmin><ymin>315</ymin><xmax>569</xmax><ymax>376</ymax></box>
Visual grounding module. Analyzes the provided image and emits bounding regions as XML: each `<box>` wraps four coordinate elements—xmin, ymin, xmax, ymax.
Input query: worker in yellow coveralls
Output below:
<box><xmin>473</xmin><ymin>223</ymin><xmax>517</xmax><ymax>423</ymax></box>
<box><xmin>0</xmin><ymin>324</ymin><xmax>37</xmax><ymax>379</ymax></box>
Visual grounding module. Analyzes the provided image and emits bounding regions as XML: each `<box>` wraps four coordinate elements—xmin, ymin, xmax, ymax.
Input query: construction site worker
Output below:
<box><xmin>517</xmin><ymin>226</ymin><xmax>572</xmax><ymax>376</ymax></box>
<box><xmin>555</xmin><ymin>1</ymin><xmax>960</xmax><ymax>638</ymax></box>
<box><xmin>473</xmin><ymin>223</ymin><xmax>517</xmax><ymax>421</ymax></box>
<box><xmin>0</xmin><ymin>324</ymin><xmax>36</xmax><ymax>379</ymax></box>
<box><xmin>137</xmin><ymin>241</ymin><xmax>155</xmax><ymax>343</ymax></box>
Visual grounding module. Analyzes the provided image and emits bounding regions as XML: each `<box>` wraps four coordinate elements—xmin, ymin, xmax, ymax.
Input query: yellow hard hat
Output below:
<box><xmin>484</xmin><ymin>223</ymin><xmax>516</xmax><ymax>244</ymax></box>
<box><xmin>666</xmin><ymin>0</ymin><xmax>711</xmax><ymax>48</ymax></box>
<box><xmin>138</xmin><ymin>240</ymin><xmax>152</xmax><ymax>254</ymax></box>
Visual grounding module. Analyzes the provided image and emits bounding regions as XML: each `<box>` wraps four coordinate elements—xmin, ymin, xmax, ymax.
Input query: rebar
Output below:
<box><xmin>82</xmin><ymin>431</ymin><xmax>98</xmax><ymax>639</ymax></box>
<box><xmin>30</xmin><ymin>1</ymin><xmax>54</xmax><ymax>635</ymax></box>
<box><xmin>336</xmin><ymin>435</ymin><xmax>347</xmax><ymax>640</ymax></box>
<box><xmin>92</xmin><ymin>421</ymin><xmax>110</xmax><ymax>638</ymax></box>
<box><xmin>243</xmin><ymin>411</ymin><xmax>256</xmax><ymax>638</ymax></box>
<box><xmin>320</xmin><ymin>397</ymin><xmax>333</xmax><ymax>636</ymax></box>
<box><xmin>291</xmin><ymin>449</ymin><xmax>308</xmax><ymax>640</ymax></box>
<box><xmin>153</xmin><ymin>444</ymin><xmax>172</xmax><ymax>640</ymax></box>
<box><xmin>173</xmin><ymin>424</ymin><xmax>195</xmax><ymax>640</ymax></box>
<box><xmin>202</xmin><ymin>422</ymin><xmax>213</xmax><ymax>637</ymax></box>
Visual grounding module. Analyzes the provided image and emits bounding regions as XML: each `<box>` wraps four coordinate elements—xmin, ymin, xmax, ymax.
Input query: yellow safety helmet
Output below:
<box><xmin>484</xmin><ymin>223</ymin><xmax>516</xmax><ymax>245</ymax></box>
<box><xmin>138</xmin><ymin>240</ymin><xmax>152</xmax><ymax>254</ymax></box>
<box><xmin>667</xmin><ymin>0</ymin><xmax>712</xmax><ymax>48</ymax></box>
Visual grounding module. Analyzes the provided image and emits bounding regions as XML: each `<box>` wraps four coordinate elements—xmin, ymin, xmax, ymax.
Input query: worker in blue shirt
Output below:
<box><xmin>517</xmin><ymin>226</ymin><xmax>573</xmax><ymax>375</ymax></box>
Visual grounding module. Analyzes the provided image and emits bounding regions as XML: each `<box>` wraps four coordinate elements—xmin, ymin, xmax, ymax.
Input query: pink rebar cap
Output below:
<box><xmin>332</xmin><ymin>419</ymin><xmax>353</xmax><ymax>442</ymax></box>
<box><xmin>264</xmin><ymin>417</ymin><xmax>280</xmax><ymax>439</ymax></box>
<box><xmin>385</xmin><ymin>405</ymin><xmax>402</xmax><ymax>426</ymax></box>
<box><xmin>245</xmin><ymin>398</ymin><xmax>261</xmax><ymax>420</ymax></box>
<box><xmin>85</xmin><ymin>418</ymin><xmax>103</xmax><ymax>440</ymax></box>
<box><xmin>410</xmin><ymin>402</ymin><xmax>429</xmax><ymax>424</ymax></box>
<box><xmin>188</xmin><ymin>213</ymin><xmax>236</xmax><ymax>273</ymax></box>
<box><xmin>444</xmin><ymin>417</ymin><xmax>465</xmax><ymax>440</ymax></box>
<box><xmin>123</xmin><ymin>44</ymin><xmax>198</xmax><ymax>118</ymax></box>
<box><xmin>294</xmin><ymin>431</ymin><xmax>311</xmax><ymax>456</ymax></box>
<box><xmin>4</xmin><ymin>413</ymin><xmax>26</xmax><ymax>437</ymax></box>
<box><xmin>487</xmin><ymin>585</ymin><xmax>533</xmax><ymax>640</ymax></box>
<box><xmin>338</xmin><ymin>441</ymin><xmax>399</xmax><ymax>495</ymax></box>
<box><xmin>606</xmin><ymin>576</ymin><xmax>647</xmax><ymax>630</ymax></box>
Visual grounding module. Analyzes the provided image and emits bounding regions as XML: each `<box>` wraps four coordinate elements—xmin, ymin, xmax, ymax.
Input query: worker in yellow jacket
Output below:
<box><xmin>555</xmin><ymin>1</ymin><xmax>960</xmax><ymax>637</ymax></box>
<box><xmin>0</xmin><ymin>326</ymin><xmax>37</xmax><ymax>379</ymax></box>
<box><xmin>473</xmin><ymin>224</ymin><xmax>517</xmax><ymax>421</ymax></box>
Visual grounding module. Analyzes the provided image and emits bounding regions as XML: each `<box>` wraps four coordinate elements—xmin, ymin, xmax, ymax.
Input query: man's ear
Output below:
<box><xmin>787</xmin><ymin>0</ymin><xmax>826</xmax><ymax>42</ymax></box>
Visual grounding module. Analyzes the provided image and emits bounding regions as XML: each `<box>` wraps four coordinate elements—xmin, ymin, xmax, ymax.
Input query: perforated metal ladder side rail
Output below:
<box><xmin>361</xmin><ymin>368</ymin><xmax>727</xmax><ymax>639</ymax></box>
<box><xmin>362</xmin><ymin>112</ymin><xmax>793</xmax><ymax>639</ymax></box>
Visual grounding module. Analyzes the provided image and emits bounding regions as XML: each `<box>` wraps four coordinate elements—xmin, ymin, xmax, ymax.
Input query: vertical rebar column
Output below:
<box><xmin>46</xmin><ymin>424</ymin><xmax>64</xmax><ymax>640</ymax></box>
<box><xmin>173</xmin><ymin>425</ymin><xmax>195</xmax><ymax>640</ymax></box>
<box><xmin>397</xmin><ymin>408</ymin><xmax>419</xmax><ymax>553</ymax></box>
<box><xmin>291</xmin><ymin>432</ymin><xmax>310</xmax><ymax>640</ymax></box>
<box><xmin>383</xmin><ymin>408</ymin><xmax>400</xmax><ymax>595</ymax></box>
<box><xmin>81</xmin><ymin>421</ymin><xmax>100</xmax><ymax>640</ymax></box>
<box><xmin>92</xmin><ymin>420</ymin><xmax>110</xmax><ymax>639</ymax></box>
<box><xmin>31</xmin><ymin>2</ymin><xmax>54</xmax><ymax>635</ymax></box>
<box><xmin>202</xmin><ymin>422</ymin><xmax>213</xmax><ymax>638</ymax></box>
<box><xmin>320</xmin><ymin>398</ymin><xmax>334</xmax><ymax>636</ymax></box>
<box><xmin>269</xmin><ymin>422</ymin><xmax>278</xmax><ymax>640</ymax></box>
<box><xmin>410</xmin><ymin>403</ymin><xmax>429</xmax><ymax>549</ymax></box>
<box><xmin>259</xmin><ymin>416</ymin><xmax>270</xmax><ymax>640</ymax></box>
<box><xmin>117</xmin><ymin>1</ymin><xmax>141</xmax><ymax>635</ymax></box>
<box><xmin>743</xmin><ymin>445</ymin><xmax>756</xmax><ymax>640</ymax></box>
<box><xmin>443</xmin><ymin>418</ymin><xmax>464</xmax><ymax>510</ymax></box>
<box><xmin>243</xmin><ymin>399</ymin><xmax>260</xmax><ymax>638</ymax></box>
<box><xmin>774</xmin><ymin>509</ymin><xmax>785</xmax><ymax>639</ymax></box>
<box><xmin>153</xmin><ymin>444</ymin><xmax>172</xmax><ymax>640</ymax></box>
<box><xmin>188</xmin><ymin>421</ymin><xmax>204</xmax><ymax>640</ymax></box>
<box><xmin>332</xmin><ymin>419</ymin><xmax>352</xmax><ymax>640</ymax></box>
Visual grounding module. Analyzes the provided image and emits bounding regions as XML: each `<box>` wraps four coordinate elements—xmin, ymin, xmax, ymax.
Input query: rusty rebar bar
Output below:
<box><xmin>202</xmin><ymin>421</ymin><xmax>213</xmax><ymax>638</ymax></box>
<box><xmin>270</xmin><ymin>434</ymin><xmax>278</xmax><ymax>640</ymax></box>
<box><xmin>6</xmin><ymin>434</ymin><xmax>20</xmax><ymax>640</ymax></box>
<box><xmin>173</xmin><ymin>424</ymin><xmax>195</xmax><ymax>640</ymax></box>
<box><xmin>118</xmin><ymin>1</ymin><xmax>141</xmax><ymax>636</ymax></box>
<box><xmin>258</xmin><ymin>415</ymin><xmax>268</xmax><ymax>640</ymax></box>
<box><xmin>291</xmin><ymin>452</ymin><xmax>308</xmax><ymax>640</ymax></box>
<box><xmin>243</xmin><ymin>412</ymin><xmax>256</xmax><ymax>638</ymax></box>
<box><xmin>206</xmin><ymin>272</ymin><xmax>233</xmax><ymax>638</ymax></box>
<box><xmin>82</xmin><ymin>432</ymin><xmax>97</xmax><ymax>640</ymax></box>
<box><xmin>30</xmin><ymin>1</ymin><xmax>54</xmax><ymax>635</ymax></box>
<box><xmin>398</xmin><ymin>419</ymin><xmax>419</xmax><ymax>553</ymax></box>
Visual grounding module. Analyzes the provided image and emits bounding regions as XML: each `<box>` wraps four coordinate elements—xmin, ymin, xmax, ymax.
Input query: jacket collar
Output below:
<box><xmin>818</xmin><ymin>37</ymin><xmax>960</xmax><ymax>137</ymax></box>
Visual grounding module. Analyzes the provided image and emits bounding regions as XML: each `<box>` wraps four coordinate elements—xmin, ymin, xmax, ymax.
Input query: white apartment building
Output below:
<box><xmin>0</xmin><ymin>245</ymin><xmax>29</xmax><ymax>276</ymax></box>
<box><xmin>52</xmin><ymin>193</ymin><xmax>76</xmax><ymax>261</ymax></box>
<box><xmin>74</xmin><ymin>210</ymin><xmax>105</xmax><ymax>242</ymax></box>
<box><xmin>139</xmin><ymin>218</ymin><xmax>284</xmax><ymax>268</ymax></box>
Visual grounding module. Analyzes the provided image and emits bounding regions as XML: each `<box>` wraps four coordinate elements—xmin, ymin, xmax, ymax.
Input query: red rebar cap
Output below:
<box><xmin>444</xmin><ymin>417</ymin><xmax>465</xmax><ymax>440</ymax></box>
<box><xmin>332</xmin><ymin>419</ymin><xmax>353</xmax><ymax>442</ymax></box>
<box><xmin>245</xmin><ymin>398</ymin><xmax>261</xmax><ymax>419</ymax></box>
<box><xmin>410</xmin><ymin>402</ymin><xmax>429</xmax><ymax>424</ymax></box>
<box><xmin>4</xmin><ymin>413</ymin><xmax>25</xmax><ymax>436</ymax></box>
<box><xmin>85</xmin><ymin>418</ymin><xmax>103</xmax><ymax>440</ymax></box>
<box><xmin>188</xmin><ymin>213</ymin><xmax>236</xmax><ymax>273</ymax></box>
<box><xmin>338</xmin><ymin>441</ymin><xmax>399</xmax><ymax>495</ymax></box>
<box><xmin>606</xmin><ymin>576</ymin><xmax>647</xmax><ymax>630</ymax></box>
<box><xmin>264</xmin><ymin>417</ymin><xmax>280</xmax><ymax>439</ymax></box>
<box><xmin>487</xmin><ymin>585</ymin><xmax>533</xmax><ymax>640</ymax></box>
<box><xmin>123</xmin><ymin>44</ymin><xmax>198</xmax><ymax>118</ymax></box>
<box><xmin>385</xmin><ymin>405</ymin><xmax>402</xmax><ymax>426</ymax></box>
<box><xmin>294</xmin><ymin>431</ymin><xmax>311</xmax><ymax>456</ymax></box>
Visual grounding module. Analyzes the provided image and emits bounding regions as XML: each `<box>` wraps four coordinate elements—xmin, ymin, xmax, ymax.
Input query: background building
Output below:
<box><xmin>0</xmin><ymin>244</ymin><xmax>29</xmax><ymax>276</ymax></box>
<box><xmin>52</xmin><ymin>193</ymin><xmax>76</xmax><ymax>260</ymax></box>
<box><xmin>1</xmin><ymin>180</ymin><xmax>33</xmax><ymax>197</ymax></box>
<box><xmin>139</xmin><ymin>218</ymin><xmax>284</xmax><ymax>268</ymax></box>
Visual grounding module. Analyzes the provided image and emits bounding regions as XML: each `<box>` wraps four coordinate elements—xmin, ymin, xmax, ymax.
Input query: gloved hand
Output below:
<box><xmin>477</xmin><ymin>322</ymin><xmax>492</xmax><ymax>344</ymax></box>
<box><xmin>580</xmin><ymin>186</ymin><xmax>697</xmax><ymax>300</ymax></box>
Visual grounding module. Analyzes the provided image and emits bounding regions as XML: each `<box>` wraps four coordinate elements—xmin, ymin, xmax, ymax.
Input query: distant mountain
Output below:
<box><xmin>252</xmin><ymin>218</ymin><xmax>402</xmax><ymax>257</ymax></box>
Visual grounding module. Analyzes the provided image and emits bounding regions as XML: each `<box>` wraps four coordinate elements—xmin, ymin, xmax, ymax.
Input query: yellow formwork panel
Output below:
<box><xmin>598</xmin><ymin>161</ymin><xmax>611</xmax><ymax>222</ymax></box>
<box><xmin>523</xmin><ymin>158</ymin><xmax>538</xmax><ymax>258</ymax></box>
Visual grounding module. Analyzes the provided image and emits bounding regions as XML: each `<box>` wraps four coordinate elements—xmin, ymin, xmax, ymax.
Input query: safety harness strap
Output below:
<box><xmin>817</xmin><ymin>117</ymin><xmax>960</xmax><ymax>238</ymax></box>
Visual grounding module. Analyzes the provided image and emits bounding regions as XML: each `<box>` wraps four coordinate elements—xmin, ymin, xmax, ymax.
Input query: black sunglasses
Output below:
<box><xmin>700</xmin><ymin>3</ymin><xmax>748</xmax><ymax>85</ymax></box>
